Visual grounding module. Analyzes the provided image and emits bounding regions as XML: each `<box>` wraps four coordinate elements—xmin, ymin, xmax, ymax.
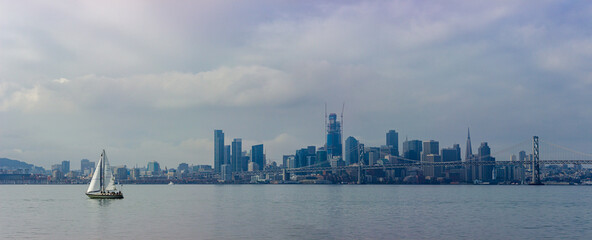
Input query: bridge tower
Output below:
<box><xmin>530</xmin><ymin>136</ymin><xmax>543</xmax><ymax>185</ymax></box>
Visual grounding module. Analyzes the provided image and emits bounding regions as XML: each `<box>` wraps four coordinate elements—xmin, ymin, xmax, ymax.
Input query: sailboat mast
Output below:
<box><xmin>100</xmin><ymin>151</ymin><xmax>104</xmax><ymax>193</ymax></box>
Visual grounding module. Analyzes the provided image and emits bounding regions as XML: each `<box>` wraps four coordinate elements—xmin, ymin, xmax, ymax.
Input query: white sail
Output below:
<box><xmin>103</xmin><ymin>151</ymin><xmax>117</xmax><ymax>191</ymax></box>
<box><xmin>86</xmin><ymin>151</ymin><xmax>103</xmax><ymax>193</ymax></box>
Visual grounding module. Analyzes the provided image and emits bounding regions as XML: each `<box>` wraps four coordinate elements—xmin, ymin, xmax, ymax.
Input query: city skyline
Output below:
<box><xmin>1</xmin><ymin>1</ymin><xmax>592</xmax><ymax>168</ymax></box>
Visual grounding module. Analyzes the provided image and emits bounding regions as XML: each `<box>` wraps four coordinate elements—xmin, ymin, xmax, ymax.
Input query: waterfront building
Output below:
<box><xmin>232</xmin><ymin>138</ymin><xmax>242</xmax><ymax>172</ymax></box>
<box><xmin>214</xmin><ymin>130</ymin><xmax>224</xmax><ymax>173</ymax></box>
<box><xmin>326</xmin><ymin>113</ymin><xmax>342</xmax><ymax>158</ymax></box>
<box><xmin>221</xmin><ymin>164</ymin><xmax>232</xmax><ymax>182</ymax></box>
<box><xmin>386</xmin><ymin>130</ymin><xmax>399</xmax><ymax>156</ymax></box>
<box><xmin>345</xmin><ymin>136</ymin><xmax>359</xmax><ymax>165</ymax></box>
<box><xmin>251</xmin><ymin>144</ymin><xmax>265</xmax><ymax>171</ymax></box>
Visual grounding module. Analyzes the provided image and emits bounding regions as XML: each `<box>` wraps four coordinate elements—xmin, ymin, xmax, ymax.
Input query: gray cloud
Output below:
<box><xmin>1</xmin><ymin>1</ymin><xmax>591</xmax><ymax>168</ymax></box>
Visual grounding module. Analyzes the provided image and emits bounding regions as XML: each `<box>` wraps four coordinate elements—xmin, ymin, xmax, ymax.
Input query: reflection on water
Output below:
<box><xmin>86</xmin><ymin>198</ymin><xmax>122</xmax><ymax>207</ymax></box>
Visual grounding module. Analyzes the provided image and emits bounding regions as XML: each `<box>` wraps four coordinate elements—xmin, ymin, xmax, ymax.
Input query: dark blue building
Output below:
<box><xmin>326</xmin><ymin>113</ymin><xmax>342</xmax><ymax>158</ymax></box>
<box><xmin>251</xmin><ymin>144</ymin><xmax>265</xmax><ymax>171</ymax></box>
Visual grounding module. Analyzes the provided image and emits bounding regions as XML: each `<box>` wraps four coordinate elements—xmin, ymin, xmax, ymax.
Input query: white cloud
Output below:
<box><xmin>0</xmin><ymin>65</ymin><xmax>303</xmax><ymax>112</ymax></box>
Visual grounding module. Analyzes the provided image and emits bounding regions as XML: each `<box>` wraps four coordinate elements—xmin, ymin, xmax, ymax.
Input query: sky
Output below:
<box><xmin>1</xmin><ymin>1</ymin><xmax>591</xmax><ymax>169</ymax></box>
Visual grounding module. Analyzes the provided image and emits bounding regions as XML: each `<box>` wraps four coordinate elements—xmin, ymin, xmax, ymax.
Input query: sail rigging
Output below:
<box><xmin>86</xmin><ymin>150</ymin><xmax>118</xmax><ymax>193</ymax></box>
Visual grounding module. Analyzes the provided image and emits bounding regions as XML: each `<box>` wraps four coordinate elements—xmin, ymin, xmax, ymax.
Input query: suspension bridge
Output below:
<box><xmin>238</xmin><ymin>136</ymin><xmax>592</xmax><ymax>185</ymax></box>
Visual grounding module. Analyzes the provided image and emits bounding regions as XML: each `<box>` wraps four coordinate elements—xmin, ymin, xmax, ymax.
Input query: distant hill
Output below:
<box><xmin>0</xmin><ymin>158</ymin><xmax>35</xmax><ymax>170</ymax></box>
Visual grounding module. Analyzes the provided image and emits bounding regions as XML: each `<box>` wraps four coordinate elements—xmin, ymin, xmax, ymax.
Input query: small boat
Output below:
<box><xmin>168</xmin><ymin>181</ymin><xmax>174</xmax><ymax>185</ymax></box>
<box><xmin>86</xmin><ymin>150</ymin><xmax>123</xmax><ymax>199</ymax></box>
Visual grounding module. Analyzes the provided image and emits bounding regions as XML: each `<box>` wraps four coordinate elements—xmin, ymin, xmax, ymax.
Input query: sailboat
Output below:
<box><xmin>86</xmin><ymin>149</ymin><xmax>123</xmax><ymax>199</ymax></box>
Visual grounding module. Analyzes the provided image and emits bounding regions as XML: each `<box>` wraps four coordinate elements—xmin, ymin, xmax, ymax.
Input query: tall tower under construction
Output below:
<box><xmin>326</xmin><ymin>113</ymin><xmax>343</xmax><ymax>158</ymax></box>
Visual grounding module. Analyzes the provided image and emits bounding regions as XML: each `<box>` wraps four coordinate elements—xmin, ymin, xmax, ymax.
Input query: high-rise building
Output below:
<box><xmin>441</xmin><ymin>147</ymin><xmax>460</xmax><ymax>162</ymax></box>
<box><xmin>365</xmin><ymin>147</ymin><xmax>380</xmax><ymax>166</ymax></box>
<box><xmin>147</xmin><ymin>161</ymin><xmax>161</xmax><ymax>175</ymax></box>
<box><xmin>221</xmin><ymin>164</ymin><xmax>232</xmax><ymax>182</ymax></box>
<box><xmin>224</xmin><ymin>145</ymin><xmax>231</xmax><ymax>165</ymax></box>
<box><xmin>282</xmin><ymin>155</ymin><xmax>294</xmax><ymax>169</ymax></box>
<box><xmin>386</xmin><ymin>130</ymin><xmax>399</xmax><ymax>156</ymax></box>
<box><xmin>422</xmin><ymin>140</ymin><xmax>439</xmax><ymax>157</ymax></box>
<box><xmin>232</xmin><ymin>138</ymin><xmax>242</xmax><ymax>172</ymax></box>
<box><xmin>326</xmin><ymin>113</ymin><xmax>342</xmax><ymax>158</ymax></box>
<box><xmin>452</xmin><ymin>144</ymin><xmax>461</xmax><ymax>161</ymax></box>
<box><xmin>478</xmin><ymin>142</ymin><xmax>495</xmax><ymax>181</ymax></box>
<box><xmin>214</xmin><ymin>130</ymin><xmax>224</xmax><ymax>173</ymax></box>
<box><xmin>114</xmin><ymin>166</ymin><xmax>128</xmax><ymax>180</ymax></box>
<box><xmin>423</xmin><ymin>154</ymin><xmax>442</xmax><ymax>178</ymax></box>
<box><xmin>465</xmin><ymin>128</ymin><xmax>473</xmax><ymax>161</ymax></box>
<box><xmin>403</xmin><ymin>139</ymin><xmax>422</xmax><ymax>161</ymax></box>
<box><xmin>80</xmin><ymin>159</ymin><xmax>95</xmax><ymax>174</ymax></box>
<box><xmin>178</xmin><ymin>163</ymin><xmax>189</xmax><ymax>172</ymax></box>
<box><xmin>61</xmin><ymin>160</ymin><xmax>70</xmax><ymax>173</ymax></box>
<box><xmin>465</xmin><ymin>128</ymin><xmax>478</xmax><ymax>183</ymax></box>
<box><xmin>316</xmin><ymin>149</ymin><xmax>328</xmax><ymax>167</ymax></box>
<box><xmin>251</xmin><ymin>144</ymin><xmax>265</xmax><ymax>171</ymax></box>
<box><xmin>345</xmin><ymin>136</ymin><xmax>359</xmax><ymax>165</ymax></box>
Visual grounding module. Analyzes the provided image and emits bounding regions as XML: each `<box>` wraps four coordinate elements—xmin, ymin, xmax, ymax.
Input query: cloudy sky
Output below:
<box><xmin>1</xmin><ymin>1</ymin><xmax>591</xmax><ymax>169</ymax></box>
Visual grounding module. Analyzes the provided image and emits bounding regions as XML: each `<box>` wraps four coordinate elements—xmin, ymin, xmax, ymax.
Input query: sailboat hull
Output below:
<box><xmin>86</xmin><ymin>192</ymin><xmax>124</xmax><ymax>199</ymax></box>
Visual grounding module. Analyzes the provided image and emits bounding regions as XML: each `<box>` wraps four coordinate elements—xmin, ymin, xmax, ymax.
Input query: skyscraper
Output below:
<box><xmin>386</xmin><ymin>130</ymin><xmax>399</xmax><ymax>156</ymax></box>
<box><xmin>232</xmin><ymin>138</ymin><xmax>242</xmax><ymax>172</ymax></box>
<box><xmin>80</xmin><ymin>159</ymin><xmax>94</xmax><ymax>174</ymax></box>
<box><xmin>214</xmin><ymin>130</ymin><xmax>224</xmax><ymax>173</ymax></box>
<box><xmin>251</xmin><ymin>144</ymin><xmax>265</xmax><ymax>171</ymax></box>
<box><xmin>422</xmin><ymin>140</ymin><xmax>439</xmax><ymax>158</ymax></box>
<box><xmin>147</xmin><ymin>161</ymin><xmax>161</xmax><ymax>175</ymax></box>
<box><xmin>61</xmin><ymin>160</ymin><xmax>70</xmax><ymax>173</ymax></box>
<box><xmin>421</xmin><ymin>140</ymin><xmax>440</xmax><ymax>180</ymax></box>
<box><xmin>403</xmin><ymin>139</ymin><xmax>422</xmax><ymax>161</ymax></box>
<box><xmin>453</xmin><ymin>144</ymin><xmax>461</xmax><ymax>161</ymax></box>
<box><xmin>345</xmin><ymin>136</ymin><xmax>359</xmax><ymax>165</ymax></box>
<box><xmin>224</xmin><ymin>145</ymin><xmax>231</xmax><ymax>165</ymax></box>
<box><xmin>465</xmin><ymin>128</ymin><xmax>477</xmax><ymax>182</ymax></box>
<box><xmin>441</xmin><ymin>147</ymin><xmax>460</xmax><ymax>162</ymax></box>
<box><xmin>326</xmin><ymin>113</ymin><xmax>342</xmax><ymax>158</ymax></box>
<box><xmin>465</xmin><ymin>128</ymin><xmax>473</xmax><ymax>161</ymax></box>
<box><xmin>478</xmin><ymin>142</ymin><xmax>495</xmax><ymax>181</ymax></box>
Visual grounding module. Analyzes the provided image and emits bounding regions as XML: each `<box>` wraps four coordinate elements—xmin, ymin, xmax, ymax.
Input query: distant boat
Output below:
<box><xmin>168</xmin><ymin>181</ymin><xmax>174</xmax><ymax>185</ymax></box>
<box><xmin>86</xmin><ymin>150</ymin><xmax>123</xmax><ymax>199</ymax></box>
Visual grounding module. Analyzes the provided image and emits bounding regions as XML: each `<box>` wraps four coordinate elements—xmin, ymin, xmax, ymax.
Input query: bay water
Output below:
<box><xmin>1</xmin><ymin>184</ymin><xmax>591</xmax><ymax>239</ymax></box>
